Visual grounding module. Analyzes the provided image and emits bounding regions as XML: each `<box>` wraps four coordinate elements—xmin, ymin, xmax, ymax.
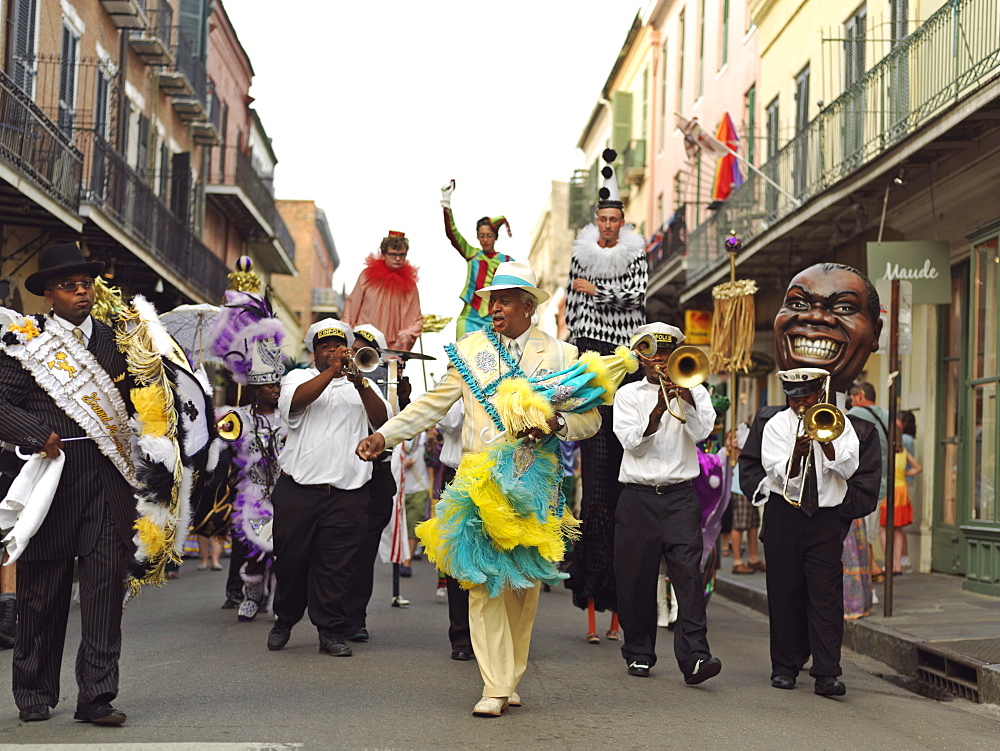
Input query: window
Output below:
<box><xmin>765</xmin><ymin>97</ymin><xmax>779</xmax><ymax>158</ymax></box>
<box><xmin>136</xmin><ymin>114</ymin><xmax>150</xmax><ymax>179</ymax></box>
<box><xmin>744</xmin><ymin>85</ymin><xmax>756</xmax><ymax>166</ymax></box>
<box><xmin>698</xmin><ymin>0</ymin><xmax>706</xmax><ymax>98</ymax></box>
<box><xmin>94</xmin><ymin>68</ymin><xmax>111</xmax><ymax>140</ymax></box>
<box><xmin>219</xmin><ymin>101</ymin><xmax>229</xmax><ymax>181</ymax></box>
<box><xmin>58</xmin><ymin>24</ymin><xmax>80</xmax><ymax>136</ymax></box>
<box><xmin>765</xmin><ymin>97</ymin><xmax>779</xmax><ymax>212</ymax></box>
<box><xmin>659</xmin><ymin>39</ymin><xmax>669</xmax><ymax>150</ymax></box>
<box><xmin>793</xmin><ymin>65</ymin><xmax>810</xmax><ymax>195</ymax></box>
<box><xmin>159</xmin><ymin>141</ymin><xmax>171</xmax><ymax>203</ymax></box>
<box><xmin>843</xmin><ymin>5</ymin><xmax>867</xmax><ymax>162</ymax></box>
<box><xmin>678</xmin><ymin>10</ymin><xmax>686</xmax><ymax>112</ymax></box>
<box><xmin>11</xmin><ymin>0</ymin><xmax>38</xmax><ymax>96</ymax></box>
<box><xmin>889</xmin><ymin>0</ymin><xmax>908</xmax><ymax>46</ymax></box>
<box><xmin>641</xmin><ymin>65</ymin><xmax>649</xmax><ymax>142</ymax></box>
<box><xmin>720</xmin><ymin>0</ymin><xmax>730</xmax><ymax>68</ymax></box>
<box><xmin>844</xmin><ymin>5</ymin><xmax>866</xmax><ymax>89</ymax></box>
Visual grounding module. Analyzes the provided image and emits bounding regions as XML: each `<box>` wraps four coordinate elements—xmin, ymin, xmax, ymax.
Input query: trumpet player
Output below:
<box><xmin>267</xmin><ymin>319</ymin><xmax>389</xmax><ymax>658</ymax></box>
<box><xmin>612</xmin><ymin>323</ymin><xmax>721</xmax><ymax>685</ymax></box>
<box><xmin>741</xmin><ymin>368</ymin><xmax>859</xmax><ymax>697</ymax></box>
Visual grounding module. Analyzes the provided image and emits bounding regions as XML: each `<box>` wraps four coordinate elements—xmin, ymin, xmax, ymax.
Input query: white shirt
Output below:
<box><xmin>400</xmin><ymin>433</ymin><xmax>430</xmax><ymax>495</ymax></box>
<box><xmin>500</xmin><ymin>329</ymin><xmax>531</xmax><ymax>370</ymax></box>
<box><xmin>437</xmin><ymin>400</ymin><xmax>464</xmax><ymax>470</ymax></box>
<box><xmin>277</xmin><ymin>367</ymin><xmax>390</xmax><ymax>489</ymax></box>
<box><xmin>51</xmin><ymin>313</ymin><xmax>93</xmax><ymax>346</ymax></box>
<box><xmin>758</xmin><ymin>406</ymin><xmax>860</xmax><ymax>508</ymax></box>
<box><xmin>613</xmin><ymin>380</ymin><xmax>716</xmax><ymax>485</ymax></box>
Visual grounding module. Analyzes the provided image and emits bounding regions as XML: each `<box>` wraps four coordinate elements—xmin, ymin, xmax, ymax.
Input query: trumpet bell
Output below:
<box><xmin>631</xmin><ymin>332</ymin><xmax>658</xmax><ymax>358</ymax></box>
<box><xmin>353</xmin><ymin>346</ymin><xmax>381</xmax><ymax>373</ymax></box>
<box><xmin>216</xmin><ymin>410</ymin><xmax>244</xmax><ymax>442</ymax></box>
<box><xmin>803</xmin><ymin>403</ymin><xmax>845</xmax><ymax>443</ymax></box>
<box><xmin>665</xmin><ymin>346</ymin><xmax>710</xmax><ymax>390</ymax></box>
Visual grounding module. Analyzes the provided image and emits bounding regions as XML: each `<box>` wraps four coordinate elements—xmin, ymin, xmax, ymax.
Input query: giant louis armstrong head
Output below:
<box><xmin>773</xmin><ymin>263</ymin><xmax>882</xmax><ymax>394</ymax></box>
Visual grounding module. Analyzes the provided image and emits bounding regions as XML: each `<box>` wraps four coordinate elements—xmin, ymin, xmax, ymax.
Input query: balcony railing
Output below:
<box><xmin>0</xmin><ymin>70</ymin><xmax>82</xmax><ymax>210</ymax></box>
<box><xmin>312</xmin><ymin>287</ymin><xmax>343</xmax><ymax>311</ymax></box>
<box><xmin>685</xmin><ymin>0</ymin><xmax>1000</xmax><ymax>284</ymax></box>
<box><xmin>623</xmin><ymin>139</ymin><xmax>646</xmax><ymax>183</ymax></box>
<box><xmin>271</xmin><ymin>207</ymin><xmax>296</xmax><ymax>264</ymax></box>
<box><xmin>128</xmin><ymin>0</ymin><xmax>173</xmax><ymax>65</ymax></box>
<box><xmin>83</xmin><ymin>133</ymin><xmax>227</xmax><ymax>301</ymax></box>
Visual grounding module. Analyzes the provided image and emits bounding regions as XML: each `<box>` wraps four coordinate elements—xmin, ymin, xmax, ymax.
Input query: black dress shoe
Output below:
<box><xmin>18</xmin><ymin>705</ymin><xmax>49</xmax><ymax>722</ymax></box>
<box><xmin>347</xmin><ymin>627</ymin><xmax>369</xmax><ymax>643</ymax></box>
<box><xmin>627</xmin><ymin>661</ymin><xmax>651</xmax><ymax>677</ymax></box>
<box><xmin>451</xmin><ymin>649</ymin><xmax>474</xmax><ymax>661</ymax></box>
<box><xmin>814</xmin><ymin>676</ymin><xmax>847</xmax><ymax>697</ymax></box>
<box><xmin>684</xmin><ymin>656</ymin><xmax>722</xmax><ymax>685</ymax></box>
<box><xmin>220</xmin><ymin>598</ymin><xmax>240</xmax><ymax>610</ymax></box>
<box><xmin>771</xmin><ymin>674</ymin><xmax>796</xmax><ymax>690</ymax></box>
<box><xmin>74</xmin><ymin>701</ymin><xmax>126</xmax><ymax>725</ymax></box>
<box><xmin>267</xmin><ymin>620</ymin><xmax>293</xmax><ymax>651</ymax></box>
<box><xmin>319</xmin><ymin>633</ymin><xmax>352</xmax><ymax>657</ymax></box>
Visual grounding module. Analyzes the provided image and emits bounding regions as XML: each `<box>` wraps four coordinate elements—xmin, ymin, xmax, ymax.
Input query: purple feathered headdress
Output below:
<box><xmin>207</xmin><ymin>291</ymin><xmax>286</xmax><ymax>385</ymax></box>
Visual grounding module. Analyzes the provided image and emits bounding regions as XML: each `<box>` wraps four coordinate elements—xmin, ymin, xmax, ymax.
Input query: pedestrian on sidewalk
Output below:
<box><xmin>613</xmin><ymin>323</ymin><xmax>722</xmax><ymax>685</ymax></box>
<box><xmin>727</xmin><ymin>425</ymin><xmax>763</xmax><ymax>575</ymax></box>
<box><xmin>879</xmin><ymin>425</ymin><xmax>922</xmax><ymax>574</ymax></box>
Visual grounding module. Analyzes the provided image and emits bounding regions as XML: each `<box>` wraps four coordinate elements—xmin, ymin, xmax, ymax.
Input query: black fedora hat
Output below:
<box><xmin>24</xmin><ymin>244</ymin><xmax>105</xmax><ymax>296</ymax></box>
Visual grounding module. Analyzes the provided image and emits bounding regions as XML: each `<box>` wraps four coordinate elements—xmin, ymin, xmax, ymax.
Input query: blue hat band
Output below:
<box><xmin>490</xmin><ymin>274</ymin><xmax>533</xmax><ymax>288</ymax></box>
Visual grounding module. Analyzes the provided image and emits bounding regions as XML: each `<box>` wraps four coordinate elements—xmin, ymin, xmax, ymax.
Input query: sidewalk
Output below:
<box><xmin>715</xmin><ymin>566</ymin><xmax>1000</xmax><ymax>704</ymax></box>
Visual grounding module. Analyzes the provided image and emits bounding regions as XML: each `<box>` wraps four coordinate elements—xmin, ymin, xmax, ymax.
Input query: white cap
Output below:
<box><xmin>630</xmin><ymin>322</ymin><xmax>685</xmax><ymax>348</ymax></box>
<box><xmin>353</xmin><ymin>324</ymin><xmax>387</xmax><ymax>351</ymax></box>
<box><xmin>304</xmin><ymin>318</ymin><xmax>353</xmax><ymax>353</ymax></box>
<box><xmin>777</xmin><ymin>367</ymin><xmax>829</xmax><ymax>397</ymax></box>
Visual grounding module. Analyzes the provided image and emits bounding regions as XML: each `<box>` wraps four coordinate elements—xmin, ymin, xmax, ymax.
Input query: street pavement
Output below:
<box><xmin>0</xmin><ymin>557</ymin><xmax>998</xmax><ymax>750</ymax></box>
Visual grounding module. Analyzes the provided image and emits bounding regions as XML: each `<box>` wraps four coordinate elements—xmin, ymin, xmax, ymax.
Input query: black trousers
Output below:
<box><xmin>13</xmin><ymin>504</ymin><xmax>126</xmax><ymax>709</ymax></box>
<box><xmin>762</xmin><ymin>495</ymin><xmax>849</xmax><ymax>679</ymax></box>
<box><xmin>614</xmin><ymin>483</ymin><xmax>710</xmax><ymax>673</ymax></box>
<box><xmin>344</xmin><ymin>460</ymin><xmax>396</xmax><ymax>630</ymax></box>
<box><xmin>438</xmin><ymin>465</ymin><xmax>471</xmax><ymax>651</ymax></box>
<box><xmin>271</xmin><ymin>475</ymin><xmax>368</xmax><ymax>634</ymax></box>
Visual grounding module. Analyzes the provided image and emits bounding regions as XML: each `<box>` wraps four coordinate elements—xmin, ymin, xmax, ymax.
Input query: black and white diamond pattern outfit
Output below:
<box><xmin>564</xmin><ymin>223</ymin><xmax>648</xmax><ymax>614</ymax></box>
<box><xmin>565</xmin><ymin>223</ymin><xmax>648</xmax><ymax>347</ymax></box>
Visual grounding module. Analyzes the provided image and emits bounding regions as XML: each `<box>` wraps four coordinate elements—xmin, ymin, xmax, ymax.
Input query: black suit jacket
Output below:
<box><xmin>739</xmin><ymin>405</ymin><xmax>881</xmax><ymax>520</ymax></box>
<box><xmin>0</xmin><ymin>318</ymin><xmax>137</xmax><ymax>559</ymax></box>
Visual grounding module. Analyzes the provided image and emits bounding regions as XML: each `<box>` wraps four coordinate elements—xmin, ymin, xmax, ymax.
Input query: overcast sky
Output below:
<box><xmin>225</xmin><ymin>1</ymin><xmax>642</xmax><ymax>388</ymax></box>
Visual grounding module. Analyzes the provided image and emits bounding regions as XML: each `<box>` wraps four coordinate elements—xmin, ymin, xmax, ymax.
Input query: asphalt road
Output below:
<box><xmin>0</xmin><ymin>557</ymin><xmax>998</xmax><ymax>750</ymax></box>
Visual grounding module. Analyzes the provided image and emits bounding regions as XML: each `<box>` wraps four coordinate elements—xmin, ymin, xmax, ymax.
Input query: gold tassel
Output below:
<box><xmin>710</xmin><ymin>279</ymin><xmax>757</xmax><ymax>373</ymax></box>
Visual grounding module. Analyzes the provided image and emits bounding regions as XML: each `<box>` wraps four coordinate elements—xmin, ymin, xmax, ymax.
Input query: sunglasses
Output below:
<box><xmin>48</xmin><ymin>279</ymin><xmax>95</xmax><ymax>292</ymax></box>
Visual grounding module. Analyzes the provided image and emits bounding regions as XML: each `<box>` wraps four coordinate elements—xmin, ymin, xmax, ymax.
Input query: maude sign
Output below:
<box><xmin>866</xmin><ymin>241</ymin><xmax>951</xmax><ymax>304</ymax></box>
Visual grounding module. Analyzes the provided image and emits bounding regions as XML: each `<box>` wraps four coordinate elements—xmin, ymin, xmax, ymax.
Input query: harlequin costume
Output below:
<box><xmin>343</xmin><ymin>232</ymin><xmax>423</xmax><ymax>351</ymax></box>
<box><xmin>441</xmin><ymin>181</ymin><xmax>515</xmax><ymax>338</ymax></box>
<box><xmin>564</xmin><ymin>149</ymin><xmax>648</xmax><ymax>624</ymax></box>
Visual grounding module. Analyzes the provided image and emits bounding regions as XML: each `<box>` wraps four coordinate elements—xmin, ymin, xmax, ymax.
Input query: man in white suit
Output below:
<box><xmin>357</xmin><ymin>262</ymin><xmax>600</xmax><ymax>717</ymax></box>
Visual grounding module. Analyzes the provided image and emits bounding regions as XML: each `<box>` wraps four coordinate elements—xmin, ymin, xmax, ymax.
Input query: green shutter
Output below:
<box><xmin>611</xmin><ymin>91</ymin><xmax>633</xmax><ymax>156</ymax></box>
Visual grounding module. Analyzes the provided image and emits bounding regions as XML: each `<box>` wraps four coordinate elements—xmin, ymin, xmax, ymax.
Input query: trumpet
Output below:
<box><xmin>652</xmin><ymin>345</ymin><xmax>710</xmax><ymax>424</ymax></box>
<box><xmin>216</xmin><ymin>410</ymin><xmax>244</xmax><ymax>442</ymax></box>
<box><xmin>343</xmin><ymin>346</ymin><xmax>382</xmax><ymax>376</ymax></box>
<box><xmin>781</xmin><ymin>402</ymin><xmax>846</xmax><ymax>506</ymax></box>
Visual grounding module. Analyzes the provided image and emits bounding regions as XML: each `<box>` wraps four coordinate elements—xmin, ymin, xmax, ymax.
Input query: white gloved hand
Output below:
<box><xmin>441</xmin><ymin>179</ymin><xmax>455</xmax><ymax>208</ymax></box>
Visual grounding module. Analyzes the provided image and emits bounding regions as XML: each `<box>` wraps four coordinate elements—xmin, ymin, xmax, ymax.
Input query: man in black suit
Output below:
<box><xmin>0</xmin><ymin>244</ymin><xmax>136</xmax><ymax>724</ymax></box>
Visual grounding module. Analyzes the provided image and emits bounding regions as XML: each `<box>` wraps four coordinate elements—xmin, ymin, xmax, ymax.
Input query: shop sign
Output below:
<box><xmin>684</xmin><ymin>309</ymin><xmax>712</xmax><ymax>345</ymax></box>
<box><xmin>866</xmin><ymin>241</ymin><xmax>951</xmax><ymax>304</ymax></box>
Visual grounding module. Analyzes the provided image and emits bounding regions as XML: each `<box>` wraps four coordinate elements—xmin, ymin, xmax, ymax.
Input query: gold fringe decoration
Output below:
<box><xmin>91</xmin><ymin>278</ymin><xmax>127</xmax><ymax>326</ymax></box>
<box><xmin>709</xmin><ymin>278</ymin><xmax>757</xmax><ymax>373</ymax></box>
<box><xmin>227</xmin><ymin>255</ymin><xmax>261</xmax><ymax>294</ymax></box>
<box><xmin>114</xmin><ymin>304</ymin><xmax>185</xmax><ymax>596</ymax></box>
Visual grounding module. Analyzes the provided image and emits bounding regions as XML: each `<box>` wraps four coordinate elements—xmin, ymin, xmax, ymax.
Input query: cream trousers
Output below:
<box><xmin>468</xmin><ymin>582</ymin><xmax>541</xmax><ymax>697</ymax></box>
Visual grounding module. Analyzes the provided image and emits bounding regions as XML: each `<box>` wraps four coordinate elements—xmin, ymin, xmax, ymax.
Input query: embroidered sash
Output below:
<box><xmin>445</xmin><ymin>328</ymin><xmax>525</xmax><ymax>432</ymax></box>
<box><xmin>0</xmin><ymin>314</ymin><xmax>138</xmax><ymax>487</ymax></box>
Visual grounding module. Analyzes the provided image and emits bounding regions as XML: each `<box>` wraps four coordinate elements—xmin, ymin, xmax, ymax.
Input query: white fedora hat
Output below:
<box><xmin>476</xmin><ymin>261</ymin><xmax>550</xmax><ymax>304</ymax></box>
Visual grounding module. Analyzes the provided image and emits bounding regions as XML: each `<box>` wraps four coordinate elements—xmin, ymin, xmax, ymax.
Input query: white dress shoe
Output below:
<box><xmin>509</xmin><ymin>691</ymin><xmax>521</xmax><ymax>707</ymax></box>
<box><xmin>472</xmin><ymin>697</ymin><xmax>509</xmax><ymax>717</ymax></box>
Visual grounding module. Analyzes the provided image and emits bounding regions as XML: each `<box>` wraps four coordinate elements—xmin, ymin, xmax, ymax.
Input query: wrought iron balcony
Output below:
<box><xmin>684</xmin><ymin>0</ymin><xmax>1000</xmax><ymax>285</ymax></box>
<box><xmin>0</xmin><ymin>69</ymin><xmax>83</xmax><ymax>216</ymax></box>
<box><xmin>206</xmin><ymin>147</ymin><xmax>296</xmax><ymax>274</ymax></box>
<box><xmin>128</xmin><ymin>0</ymin><xmax>173</xmax><ymax>66</ymax></box>
<box><xmin>312</xmin><ymin>287</ymin><xmax>344</xmax><ymax>313</ymax></box>
<box><xmin>101</xmin><ymin>0</ymin><xmax>147</xmax><ymax>29</ymax></box>
<box><xmin>622</xmin><ymin>139</ymin><xmax>647</xmax><ymax>184</ymax></box>
<box><xmin>159</xmin><ymin>26</ymin><xmax>209</xmax><ymax>123</ymax></box>
<box><xmin>83</xmin><ymin>133</ymin><xmax>227</xmax><ymax>302</ymax></box>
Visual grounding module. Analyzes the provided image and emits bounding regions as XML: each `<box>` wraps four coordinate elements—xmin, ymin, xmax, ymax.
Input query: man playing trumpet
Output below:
<box><xmin>612</xmin><ymin>323</ymin><xmax>721</xmax><ymax>684</ymax></box>
<box><xmin>742</xmin><ymin>368</ymin><xmax>860</xmax><ymax>696</ymax></box>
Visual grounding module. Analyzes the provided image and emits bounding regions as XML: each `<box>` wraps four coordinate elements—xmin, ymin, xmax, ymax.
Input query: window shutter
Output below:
<box><xmin>611</xmin><ymin>90</ymin><xmax>633</xmax><ymax>157</ymax></box>
<box><xmin>94</xmin><ymin>69</ymin><xmax>109</xmax><ymax>139</ymax></box>
<box><xmin>136</xmin><ymin>114</ymin><xmax>150</xmax><ymax>179</ymax></box>
<box><xmin>171</xmin><ymin>151</ymin><xmax>192</xmax><ymax>222</ymax></box>
<box><xmin>58</xmin><ymin>26</ymin><xmax>78</xmax><ymax>136</ymax></box>
<box><xmin>12</xmin><ymin>0</ymin><xmax>38</xmax><ymax>95</ymax></box>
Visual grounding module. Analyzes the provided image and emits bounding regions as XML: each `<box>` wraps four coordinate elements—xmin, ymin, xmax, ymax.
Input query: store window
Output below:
<box><xmin>970</xmin><ymin>238</ymin><xmax>999</xmax><ymax>522</ymax></box>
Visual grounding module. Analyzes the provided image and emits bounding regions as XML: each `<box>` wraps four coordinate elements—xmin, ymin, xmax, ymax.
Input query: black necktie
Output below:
<box><xmin>801</xmin><ymin>451</ymin><xmax>819</xmax><ymax>517</ymax></box>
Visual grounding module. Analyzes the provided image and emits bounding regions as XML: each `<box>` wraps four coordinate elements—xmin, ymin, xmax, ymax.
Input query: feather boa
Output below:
<box><xmin>571</xmin><ymin>223</ymin><xmax>646</xmax><ymax>279</ymax></box>
<box><xmin>361</xmin><ymin>254</ymin><xmax>418</xmax><ymax>296</ymax></box>
<box><xmin>226</xmin><ymin>407</ymin><xmax>283</xmax><ymax>558</ymax></box>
